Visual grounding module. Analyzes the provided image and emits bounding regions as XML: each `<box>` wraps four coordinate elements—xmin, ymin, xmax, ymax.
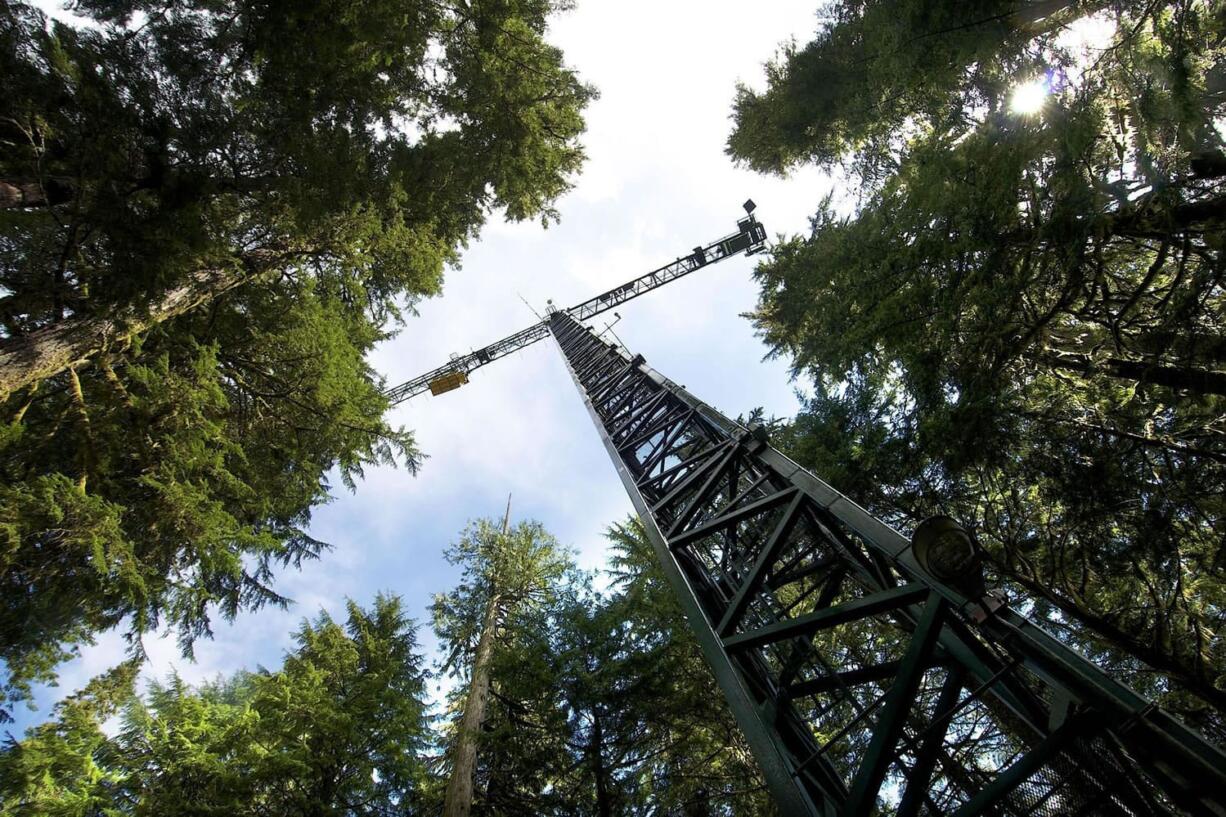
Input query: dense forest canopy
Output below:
<box><xmin>0</xmin><ymin>519</ymin><xmax>774</xmax><ymax>816</ymax></box>
<box><xmin>428</xmin><ymin>518</ymin><xmax>773</xmax><ymax>817</ymax></box>
<box><xmin>0</xmin><ymin>0</ymin><xmax>593</xmax><ymax>719</ymax></box>
<box><xmin>729</xmin><ymin>0</ymin><xmax>1226</xmax><ymax>733</ymax></box>
<box><xmin>0</xmin><ymin>595</ymin><xmax>437</xmax><ymax>815</ymax></box>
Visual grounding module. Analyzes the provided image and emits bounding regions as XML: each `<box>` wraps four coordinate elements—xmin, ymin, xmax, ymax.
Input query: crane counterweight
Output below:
<box><xmin>427</xmin><ymin>371</ymin><xmax>469</xmax><ymax>396</ymax></box>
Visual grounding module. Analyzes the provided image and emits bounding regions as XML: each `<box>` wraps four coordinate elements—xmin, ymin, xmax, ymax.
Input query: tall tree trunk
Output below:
<box><xmin>0</xmin><ymin>249</ymin><xmax>283</xmax><ymax>402</ymax></box>
<box><xmin>590</xmin><ymin>707</ymin><xmax>613</xmax><ymax>817</ymax></box>
<box><xmin>442</xmin><ymin>498</ymin><xmax>512</xmax><ymax>817</ymax></box>
<box><xmin>999</xmin><ymin>559</ymin><xmax>1226</xmax><ymax>713</ymax></box>
<box><xmin>0</xmin><ymin>177</ymin><xmax>74</xmax><ymax>209</ymax></box>
<box><xmin>442</xmin><ymin>592</ymin><xmax>500</xmax><ymax>817</ymax></box>
<box><xmin>1031</xmin><ymin>349</ymin><xmax>1226</xmax><ymax>397</ymax></box>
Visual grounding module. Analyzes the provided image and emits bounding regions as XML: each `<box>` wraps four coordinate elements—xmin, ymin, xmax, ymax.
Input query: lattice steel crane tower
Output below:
<box><xmin>385</xmin><ymin>205</ymin><xmax>1226</xmax><ymax>817</ymax></box>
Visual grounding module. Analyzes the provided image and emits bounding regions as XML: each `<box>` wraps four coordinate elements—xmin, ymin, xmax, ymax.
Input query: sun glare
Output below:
<box><xmin>1009</xmin><ymin>78</ymin><xmax>1048</xmax><ymax>115</ymax></box>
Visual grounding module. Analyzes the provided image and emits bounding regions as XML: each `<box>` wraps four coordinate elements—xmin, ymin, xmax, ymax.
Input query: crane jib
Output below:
<box><xmin>383</xmin><ymin>212</ymin><xmax>768</xmax><ymax>405</ymax></box>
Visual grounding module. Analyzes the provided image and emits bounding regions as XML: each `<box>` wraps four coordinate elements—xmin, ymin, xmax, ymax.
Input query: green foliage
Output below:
<box><xmin>430</xmin><ymin>515</ymin><xmax>573</xmax><ymax>817</ymax></box>
<box><xmin>730</xmin><ymin>0</ymin><xmax>1226</xmax><ymax>728</ymax></box>
<box><xmin>0</xmin><ymin>305</ymin><xmax>390</xmax><ymax>718</ymax></box>
<box><xmin>0</xmin><ymin>595</ymin><xmax>433</xmax><ymax>816</ymax></box>
<box><xmin>596</xmin><ymin>518</ymin><xmax>775</xmax><ymax>816</ymax></box>
<box><xmin>729</xmin><ymin>0</ymin><xmax>1059</xmax><ymax>180</ymax></box>
<box><xmin>3</xmin><ymin>518</ymin><xmax>776</xmax><ymax>817</ymax></box>
<box><xmin>440</xmin><ymin>517</ymin><xmax>775</xmax><ymax>817</ymax></box>
<box><xmin>0</xmin><ymin>660</ymin><xmax>138</xmax><ymax>817</ymax></box>
<box><xmin>0</xmin><ymin>0</ymin><xmax>593</xmax><ymax>717</ymax></box>
<box><xmin>432</xmin><ymin>517</ymin><xmax>572</xmax><ymax>678</ymax></box>
<box><xmin>1</xmin><ymin>0</ymin><xmax>594</xmax><ymax>318</ymax></box>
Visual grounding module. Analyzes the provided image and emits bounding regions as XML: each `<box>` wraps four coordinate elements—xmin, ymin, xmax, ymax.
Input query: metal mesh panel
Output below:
<box><xmin>1004</xmin><ymin>734</ymin><xmax>1164</xmax><ymax>817</ymax></box>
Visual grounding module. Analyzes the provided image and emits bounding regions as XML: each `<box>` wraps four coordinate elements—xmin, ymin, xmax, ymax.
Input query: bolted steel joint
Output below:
<box><xmin>734</xmin><ymin>422</ymin><xmax>770</xmax><ymax>453</ymax></box>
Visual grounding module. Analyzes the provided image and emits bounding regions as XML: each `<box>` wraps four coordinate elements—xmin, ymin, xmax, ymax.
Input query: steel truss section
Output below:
<box><xmin>548</xmin><ymin>311</ymin><xmax>1226</xmax><ymax>817</ymax></box>
<box><xmin>383</xmin><ymin>216</ymin><xmax>766</xmax><ymax>404</ymax></box>
<box><xmin>565</xmin><ymin>215</ymin><xmax>767</xmax><ymax>322</ymax></box>
<box><xmin>383</xmin><ymin>322</ymin><xmax>550</xmax><ymax>404</ymax></box>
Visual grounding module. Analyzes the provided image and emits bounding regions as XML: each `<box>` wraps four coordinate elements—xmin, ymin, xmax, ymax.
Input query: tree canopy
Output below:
<box><xmin>0</xmin><ymin>0</ymin><xmax>592</xmax><ymax>719</ymax></box>
<box><xmin>432</xmin><ymin>514</ymin><xmax>572</xmax><ymax>817</ymax></box>
<box><xmin>434</xmin><ymin>517</ymin><xmax>774</xmax><ymax>817</ymax></box>
<box><xmin>0</xmin><ymin>594</ymin><xmax>433</xmax><ymax>816</ymax></box>
<box><xmin>730</xmin><ymin>0</ymin><xmax>1226</xmax><ymax>730</ymax></box>
<box><xmin>1</xmin><ymin>518</ymin><xmax>776</xmax><ymax>817</ymax></box>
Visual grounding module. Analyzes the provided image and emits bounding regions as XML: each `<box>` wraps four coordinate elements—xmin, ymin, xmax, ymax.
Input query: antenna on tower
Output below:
<box><xmin>596</xmin><ymin>311</ymin><xmax>624</xmax><ymax>347</ymax></box>
<box><xmin>517</xmin><ymin>293</ymin><xmax>544</xmax><ymax>321</ymax></box>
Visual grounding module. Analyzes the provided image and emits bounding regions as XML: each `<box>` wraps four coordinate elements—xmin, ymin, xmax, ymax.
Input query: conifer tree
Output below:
<box><xmin>0</xmin><ymin>0</ymin><xmax>592</xmax><ymax>718</ymax></box>
<box><xmin>458</xmin><ymin>518</ymin><xmax>775</xmax><ymax>817</ymax></box>
<box><xmin>0</xmin><ymin>594</ymin><xmax>433</xmax><ymax>816</ymax></box>
<box><xmin>0</xmin><ymin>660</ymin><xmax>139</xmax><ymax>816</ymax></box>
<box><xmin>432</xmin><ymin>511</ymin><xmax>571</xmax><ymax>817</ymax></box>
<box><xmin>729</xmin><ymin>0</ymin><xmax>1226</xmax><ymax>725</ymax></box>
<box><xmin>598</xmin><ymin>518</ymin><xmax>774</xmax><ymax>816</ymax></box>
<box><xmin>0</xmin><ymin>0</ymin><xmax>592</xmax><ymax>398</ymax></box>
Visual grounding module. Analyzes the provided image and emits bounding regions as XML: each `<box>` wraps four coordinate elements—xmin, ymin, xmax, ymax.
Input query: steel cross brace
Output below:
<box><xmin>548</xmin><ymin>311</ymin><xmax>1226</xmax><ymax>817</ymax></box>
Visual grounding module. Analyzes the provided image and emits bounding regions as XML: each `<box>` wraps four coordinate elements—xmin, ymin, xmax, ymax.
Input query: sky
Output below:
<box><xmin>10</xmin><ymin>0</ymin><xmax>837</xmax><ymax>734</ymax></box>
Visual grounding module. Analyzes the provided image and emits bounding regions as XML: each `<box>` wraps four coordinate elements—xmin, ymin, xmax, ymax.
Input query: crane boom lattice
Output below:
<box><xmin>383</xmin><ymin>213</ymin><xmax>767</xmax><ymax>403</ymax></box>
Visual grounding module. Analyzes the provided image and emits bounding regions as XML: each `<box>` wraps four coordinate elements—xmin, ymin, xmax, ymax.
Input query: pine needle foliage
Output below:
<box><xmin>0</xmin><ymin>0</ymin><xmax>593</xmax><ymax>718</ymax></box>
<box><xmin>0</xmin><ymin>595</ymin><xmax>433</xmax><ymax>817</ymax></box>
<box><xmin>729</xmin><ymin>0</ymin><xmax>1226</xmax><ymax>731</ymax></box>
